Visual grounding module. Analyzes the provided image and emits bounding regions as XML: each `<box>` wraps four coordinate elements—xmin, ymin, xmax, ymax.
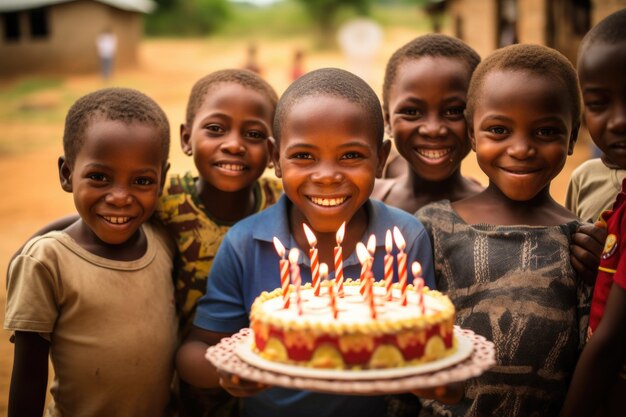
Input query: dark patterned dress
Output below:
<box><xmin>416</xmin><ymin>200</ymin><xmax>591</xmax><ymax>417</ymax></box>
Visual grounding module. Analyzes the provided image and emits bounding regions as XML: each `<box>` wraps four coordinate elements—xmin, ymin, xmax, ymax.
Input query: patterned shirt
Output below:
<box><xmin>416</xmin><ymin>200</ymin><xmax>591</xmax><ymax>417</ymax></box>
<box><xmin>155</xmin><ymin>172</ymin><xmax>282</xmax><ymax>336</ymax></box>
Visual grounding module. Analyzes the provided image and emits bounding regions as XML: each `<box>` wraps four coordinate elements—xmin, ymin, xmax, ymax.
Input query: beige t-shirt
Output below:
<box><xmin>5</xmin><ymin>222</ymin><xmax>177</xmax><ymax>417</ymax></box>
<box><xmin>565</xmin><ymin>158</ymin><xmax>626</xmax><ymax>223</ymax></box>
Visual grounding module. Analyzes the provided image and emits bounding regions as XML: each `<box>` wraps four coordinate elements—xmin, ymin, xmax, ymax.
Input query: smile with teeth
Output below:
<box><xmin>103</xmin><ymin>216</ymin><xmax>131</xmax><ymax>224</ymax></box>
<box><xmin>216</xmin><ymin>163</ymin><xmax>246</xmax><ymax>171</ymax></box>
<box><xmin>309</xmin><ymin>196</ymin><xmax>348</xmax><ymax>207</ymax></box>
<box><xmin>417</xmin><ymin>148</ymin><xmax>452</xmax><ymax>159</ymax></box>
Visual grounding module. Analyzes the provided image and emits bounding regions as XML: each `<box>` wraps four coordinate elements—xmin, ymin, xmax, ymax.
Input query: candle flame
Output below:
<box><xmin>288</xmin><ymin>248</ymin><xmax>300</xmax><ymax>264</ymax></box>
<box><xmin>385</xmin><ymin>229</ymin><xmax>393</xmax><ymax>253</ymax></box>
<box><xmin>411</xmin><ymin>261</ymin><xmax>422</xmax><ymax>278</ymax></box>
<box><xmin>320</xmin><ymin>263</ymin><xmax>329</xmax><ymax>280</ymax></box>
<box><xmin>335</xmin><ymin>221</ymin><xmax>346</xmax><ymax>245</ymax></box>
<box><xmin>355</xmin><ymin>242</ymin><xmax>370</xmax><ymax>264</ymax></box>
<box><xmin>302</xmin><ymin>223</ymin><xmax>317</xmax><ymax>247</ymax></box>
<box><xmin>366</xmin><ymin>234</ymin><xmax>376</xmax><ymax>255</ymax></box>
<box><xmin>273</xmin><ymin>237</ymin><xmax>286</xmax><ymax>258</ymax></box>
<box><xmin>393</xmin><ymin>226</ymin><xmax>406</xmax><ymax>251</ymax></box>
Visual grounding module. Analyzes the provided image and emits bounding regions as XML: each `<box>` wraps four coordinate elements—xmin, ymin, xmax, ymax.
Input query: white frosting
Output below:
<box><xmin>260</xmin><ymin>284</ymin><xmax>446</xmax><ymax>326</ymax></box>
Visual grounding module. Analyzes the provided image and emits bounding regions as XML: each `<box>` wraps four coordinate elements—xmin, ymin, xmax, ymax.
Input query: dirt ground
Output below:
<box><xmin>0</xmin><ymin>30</ymin><xmax>592</xmax><ymax>415</ymax></box>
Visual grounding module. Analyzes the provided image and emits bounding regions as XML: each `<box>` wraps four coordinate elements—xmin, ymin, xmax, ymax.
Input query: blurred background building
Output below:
<box><xmin>0</xmin><ymin>0</ymin><xmax>155</xmax><ymax>76</ymax></box>
<box><xmin>445</xmin><ymin>0</ymin><xmax>626</xmax><ymax>62</ymax></box>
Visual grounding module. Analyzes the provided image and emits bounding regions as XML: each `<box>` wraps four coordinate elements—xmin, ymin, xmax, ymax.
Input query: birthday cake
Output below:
<box><xmin>249</xmin><ymin>279</ymin><xmax>456</xmax><ymax>370</ymax></box>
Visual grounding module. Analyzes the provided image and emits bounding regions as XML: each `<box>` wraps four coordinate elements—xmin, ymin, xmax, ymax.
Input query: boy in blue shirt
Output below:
<box><xmin>176</xmin><ymin>68</ymin><xmax>436</xmax><ymax>417</ymax></box>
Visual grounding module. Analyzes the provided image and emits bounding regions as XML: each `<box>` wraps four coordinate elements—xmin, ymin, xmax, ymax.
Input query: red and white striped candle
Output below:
<box><xmin>356</xmin><ymin>242</ymin><xmax>371</xmax><ymax>296</ymax></box>
<box><xmin>393</xmin><ymin>226</ymin><xmax>408</xmax><ymax>306</ymax></box>
<box><xmin>366</xmin><ymin>270</ymin><xmax>376</xmax><ymax>319</ymax></box>
<box><xmin>302</xmin><ymin>223</ymin><xmax>320</xmax><ymax>296</ymax></box>
<box><xmin>334</xmin><ymin>221</ymin><xmax>345</xmax><ymax>297</ymax></box>
<box><xmin>289</xmin><ymin>248</ymin><xmax>303</xmax><ymax>316</ymax></box>
<box><xmin>412</xmin><ymin>261</ymin><xmax>424</xmax><ymax>314</ymax></box>
<box><xmin>273</xmin><ymin>237</ymin><xmax>290</xmax><ymax>309</ymax></box>
<box><xmin>384</xmin><ymin>229</ymin><xmax>394</xmax><ymax>301</ymax></box>
<box><xmin>321</xmin><ymin>263</ymin><xmax>337</xmax><ymax>319</ymax></box>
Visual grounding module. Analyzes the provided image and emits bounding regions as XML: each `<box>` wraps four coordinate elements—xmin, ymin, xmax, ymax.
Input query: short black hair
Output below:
<box><xmin>382</xmin><ymin>34</ymin><xmax>481</xmax><ymax>119</ymax></box>
<box><xmin>273</xmin><ymin>67</ymin><xmax>384</xmax><ymax>146</ymax></box>
<box><xmin>578</xmin><ymin>8</ymin><xmax>626</xmax><ymax>66</ymax></box>
<box><xmin>466</xmin><ymin>43</ymin><xmax>581</xmax><ymax>129</ymax></box>
<box><xmin>63</xmin><ymin>87</ymin><xmax>170</xmax><ymax>166</ymax></box>
<box><xmin>185</xmin><ymin>69</ymin><xmax>278</xmax><ymax>128</ymax></box>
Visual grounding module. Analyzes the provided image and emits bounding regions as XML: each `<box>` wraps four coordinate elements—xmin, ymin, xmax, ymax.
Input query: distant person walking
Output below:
<box><xmin>96</xmin><ymin>28</ymin><xmax>117</xmax><ymax>81</ymax></box>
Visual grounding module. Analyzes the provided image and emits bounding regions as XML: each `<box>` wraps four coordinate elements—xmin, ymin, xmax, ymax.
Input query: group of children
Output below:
<box><xmin>4</xmin><ymin>8</ymin><xmax>626</xmax><ymax>417</ymax></box>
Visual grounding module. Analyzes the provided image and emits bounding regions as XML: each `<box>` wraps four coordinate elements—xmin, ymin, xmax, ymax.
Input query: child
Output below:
<box><xmin>176</xmin><ymin>68</ymin><xmax>436</xmax><ymax>417</ymax></box>
<box><xmin>416</xmin><ymin>44</ymin><xmax>590</xmax><ymax>417</ymax></box>
<box><xmin>155</xmin><ymin>68</ymin><xmax>282</xmax><ymax>417</ymax></box>
<box><xmin>4</xmin><ymin>88</ymin><xmax>177</xmax><ymax>417</ymax></box>
<box><xmin>560</xmin><ymin>10</ymin><xmax>626</xmax><ymax>417</ymax></box>
<box><xmin>565</xmin><ymin>8</ymin><xmax>626</xmax><ymax>224</ymax></box>
<box><xmin>372</xmin><ymin>33</ymin><xmax>483</xmax><ymax>214</ymax></box>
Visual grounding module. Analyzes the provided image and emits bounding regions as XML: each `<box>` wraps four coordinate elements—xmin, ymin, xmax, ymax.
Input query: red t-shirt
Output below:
<box><xmin>588</xmin><ymin>178</ymin><xmax>626</xmax><ymax>335</ymax></box>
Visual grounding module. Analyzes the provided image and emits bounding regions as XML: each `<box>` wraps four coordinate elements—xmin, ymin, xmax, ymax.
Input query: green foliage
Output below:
<box><xmin>145</xmin><ymin>0</ymin><xmax>231</xmax><ymax>36</ymax></box>
<box><xmin>294</xmin><ymin>0</ymin><xmax>372</xmax><ymax>45</ymax></box>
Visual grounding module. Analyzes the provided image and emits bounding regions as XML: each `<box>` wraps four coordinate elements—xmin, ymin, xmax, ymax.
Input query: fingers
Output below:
<box><xmin>218</xmin><ymin>371</ymin><xmax>268</xmax><ymax>397</ymax></box>
<box><xmin>412</xmin><ymin>382</ymin><xmax>464</xmax><ymax>404</ymax></box>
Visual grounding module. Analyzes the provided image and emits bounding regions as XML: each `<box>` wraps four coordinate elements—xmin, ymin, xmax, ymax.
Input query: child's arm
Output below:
<box><xmin>560</xmin><ymin>283</ymin><xmax>626</xmax><ymax>417</ymax></box>
<box><xmin>570</xmin><ymin>222</ymin><xmax>607</xmax><ymax>286</ymax></box>
<box><xmin>8</xmin><ymin>331</ymin><xmax>49</xmax><ymax>417</ymax></box>
<box><xmin>177</xmin><ymin>326</ymin><xmax>268</xmax><ymax>396</ymax></box>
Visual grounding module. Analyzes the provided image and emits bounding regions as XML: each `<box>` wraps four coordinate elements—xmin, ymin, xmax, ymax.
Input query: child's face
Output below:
<box><xmin>578</xmin><ymin>41</ymin><xmax>626</xmax><ymax>168</ymax></box>
<box><xmin>470</xmin><ymin>70</ymin><xmax>576</xmax><ymax>201</ymax></box>
<box><xmin>387</xmin><ymin>57</ymin><xmax>472</xmax><ymax>182</ymax></box>
<box><xmin>181</xmin><ymin>83</ymin><xmax>273</xmax><ymax>192</ymax></box>
<box><xmin>273</xmin><ymin>95</ymin><xmax>389</xmax><ymax>233</ymax></box>
<box><xmin>60</xmin><ymin>119</ymin><xmax>166</xmax><ymax>245</ymax></box>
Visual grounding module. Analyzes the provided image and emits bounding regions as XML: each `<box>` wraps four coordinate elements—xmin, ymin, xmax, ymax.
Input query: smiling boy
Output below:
<box><xmin>176</xmin><ymin>68</ymin><xmax>435</xmax><ymax>417</ymax></box>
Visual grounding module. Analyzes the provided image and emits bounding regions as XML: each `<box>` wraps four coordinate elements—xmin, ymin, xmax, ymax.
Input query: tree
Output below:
<box><xmin>294</xmin><ymin>0</ymin><xmax>372</xmax><ymax>47</ymax></box>
<box><xmin>146</xmin><ymin>0</ymin><xmax>231</xmax><ymax>36</ymax></box>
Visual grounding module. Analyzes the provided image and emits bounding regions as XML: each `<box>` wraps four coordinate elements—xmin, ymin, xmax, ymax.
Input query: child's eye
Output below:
<box><xmin>87</xmin><ymin>173</ymin><xmax>108</xmax><ymax>182</ymax></box>
<box><xmin>584</xmin><ymin>99</ymin><xmax>609</xmax><ymax>112</ymax></box>
<box><xmin>291</xmin><ymin>152</ymin><xmax>313</xmax><ymax>160</ymax></box>
<box><xmin>536</xmin><ymin>127</ymin><xmax>561</xmax><ymax>138</ymax></box>
<box><xmin>205</xmin><ymin>124</ymin><xmax>225</xmax><ymax>135</ymax></box>
<box><xmin>444</xmin><ymin>106</ymin><xmax>465</xmax><ymax>118</ymax></box>
<box><xmin>487</xmin><ymin>126</ymin><xmax>508</xmax><ymax>135</ymax></box>
<box><xmin>341</xmin><ymin>151</ymin><xmax>364</xmax><ymax>160</ymax></box>
<box><xmin>135</xmin><ymin>177</ymin><xmax>156</xmax><ymax>186</ymax></box>
<box><xmin>398</xmin><ymin>108</ymin><xmax>422</xmax><ymax>117</ymax></box>
<box><xmin>246</xmin><ymin>130</ymin><xmax>267</xmax><ymax>140</ymax></box>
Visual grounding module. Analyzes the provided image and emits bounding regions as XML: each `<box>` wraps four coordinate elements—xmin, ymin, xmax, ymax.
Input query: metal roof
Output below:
<box><xmin>0</xmin><ymin>0</ymin><xmax>156</xmax><ymax>13</ymax></box>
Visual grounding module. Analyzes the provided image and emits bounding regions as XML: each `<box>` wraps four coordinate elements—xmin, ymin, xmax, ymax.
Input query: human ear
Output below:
<box><xmin>468</xmin><ymin>123</ymin><xmax>477</xmax><ymax>152</ymax></box>
<box><xmin>268</xmin><ymin>137</ymin><xmax>282</xmax><ymax>178</ymax></box>
<box><xmin>159</xmin><ymin>162</ymin><xmax>170</xmax><ymax>196</ymax></box>
<box><xmin>180</xmin><ymin>123</ymin><xmax>192</xmax><ymax>156</ymax></box>
<box><xmin>375</xmin><ymin>139</ymin><xmax>392</xmax><ymax>178</ymax></box>
<box><xmin>568</xmin><ymin>123</ymin><xmax>580</xmax><ymax>155</ymax></box>
<box><xmin>58</xmin><ymin>156</ymin><xmax>73</xmax><ymax>193</ymax></box>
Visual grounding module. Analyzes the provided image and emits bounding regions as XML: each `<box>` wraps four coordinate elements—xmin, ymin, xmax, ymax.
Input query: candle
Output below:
<box><xmin>334</xmin><ymin>221</ymin><xmax>345</xmax><ymax>297</ymax></box>
<box><xmin>384</xmin><ymin>229</ymin><xmax>394</xmax><ymax>301</ymax></box>
<box><xmin>412</xmin><ymin>261</ymin><xmax>424</xmax><ymax>314</ymax></box>
<box><xmin>289</xmin><ymin>248</ymin><xmax>303</xmax><ymax>316</ymax></box>
<box><xmin>273</xmin><ymin>237</ymin><xmax>290</xmax><ymax>309</ymax></box>
<box><xmin>321</xmin><ymin>263</ymin><xmax>337</xmax><ymax>319</ymax></box>
<box><xmin>366</xmin><ymin>270</ymin><xmax>376</xmax><ymax>319</ymax></box>
<box><xmin>356</xmin><ymin>242</ymin><xmax>371</xmax><ymax>296</ymax></box>
<box><xmin>303</xmin><ymin>223</ymin><xmax>321</xmax><ymax>296</ymax></box>
<box><xmin>393</xmin><ymin>226</ymin><xmax>408</xmax><ymax>306</ymax></box>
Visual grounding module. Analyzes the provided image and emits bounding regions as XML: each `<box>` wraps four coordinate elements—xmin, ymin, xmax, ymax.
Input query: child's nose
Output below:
<box><xmin>220</xmin><ymin>133</ymin><xmax>246</xmax><ymax>155</ymax></box>
<box><xmin>105</xmin><ymin>187</ymin><xmax>133</xmax><ymax>206</ymax></box>
<box><xmin>506</xmin><ymin>135</ymin><xmax>536</xmax><ymax>159</ymax></box>
<box><xmin>417</xmin><ymin>116</ymin><xmax>447</xmax><ymax>138</ymax></box>
<box><xmin>310</xmin><ymin>161</ymin><xmax>342</xmax><ymax>184</ymax></box>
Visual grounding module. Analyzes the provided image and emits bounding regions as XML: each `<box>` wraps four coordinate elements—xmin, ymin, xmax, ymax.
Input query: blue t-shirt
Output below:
<box><xmin>195</xmin><ymin>195</ymin><xmax>435</xmax><ymax>417</ymax></box>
